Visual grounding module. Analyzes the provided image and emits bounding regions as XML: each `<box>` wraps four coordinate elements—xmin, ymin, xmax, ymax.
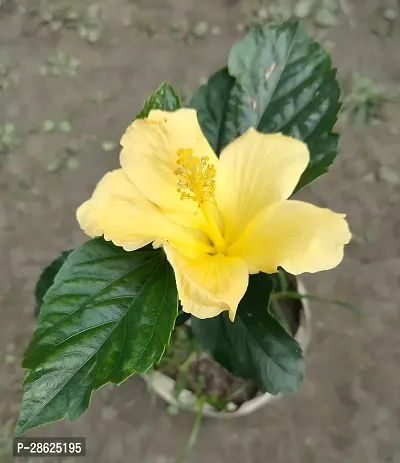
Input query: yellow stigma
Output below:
<box><xmin>174</xmin><ymin>148</ymin><xmax>216</xmax><ymax>205</ymax></box>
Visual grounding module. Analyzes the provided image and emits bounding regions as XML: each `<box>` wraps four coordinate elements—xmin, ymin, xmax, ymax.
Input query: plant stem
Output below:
<box><xmin>146</xmin><ymin>368</ymin><xmax>153</xmax><ymax>393</ymax></box>
<box><xmin>179</xmin><ymin>351</ymin><xmax>198</xmax><ymax>373</ymax></box>
<box><xmin>276</xmin><ymin>269</ymin><xmax>288</xmax><ymax>292</ymax></box>
<box><xmin>175</xmin><ymin>397</ymin><xmax>205</xmax><ymax>463</ymax></box>
<box><xmin>270</xmin><ymin>291</ymin><xmax>360</xmax><ymax>317</ymax></box>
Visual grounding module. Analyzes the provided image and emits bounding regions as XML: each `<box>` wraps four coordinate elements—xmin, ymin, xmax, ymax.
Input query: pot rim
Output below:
<box><xmin>144</xmin><ymin>279</ymin><xmax>311</xmax><ymax>419</ymax></box>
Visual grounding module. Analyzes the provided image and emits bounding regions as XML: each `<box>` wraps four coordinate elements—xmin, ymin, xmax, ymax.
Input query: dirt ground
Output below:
<box><xmin>1</xmin><ymin>0</ymin><xmax>400</xmax><ymax>462</ymax></box>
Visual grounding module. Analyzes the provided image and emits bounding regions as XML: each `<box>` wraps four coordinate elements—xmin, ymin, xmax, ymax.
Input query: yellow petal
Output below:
<box><xmin>120</xmin><ymin>108</ymin><xmax>217</xmax><ymax>230</ymax></box>
<box><xmin>77</xmin><ymin>169</ymin><xmax>212</xmax><ymax>257</ymax></box>
<box><xmin>164</xmin><ymin>244</ymin><xmax>248</xmax><ymax>321</ymax></box>
<box><xmin>215</xmin><ymin>129</ymin><xmax>309</xmax><ymax>244</ymax></box>
<box><xmin>228</xmin><ymin>200</ymin><xmax>351</xmax><ymax>275</ymax></box>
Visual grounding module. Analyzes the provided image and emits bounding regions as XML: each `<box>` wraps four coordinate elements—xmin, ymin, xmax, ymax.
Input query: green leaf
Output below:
<box><xmin>190</xmin><ymin>68</ymin><xmax>237</xmax><ymax>154</ymax></box>
<box><xmin>192</xmin><ymin>273</ymin><xmax>304</xmax><ymax>395</ymax></box>
<box><xmin>191</xmin><ymin>20</ymin><xmax>341</xmax><ymax>191</ymax></box>
<box><xmin>136</xmin><ymin>81</ymin><xmax>181</xmax><ymax>119</ymax></box>
<box><xmin>35</xmin><ymin>250</ymin><xmax>73</xmax><ymax>316</ymax></box>
<box><xmin>16</xmin><ymin>239</ymin><xmax>178</xmax><ymax>436</ymax></box>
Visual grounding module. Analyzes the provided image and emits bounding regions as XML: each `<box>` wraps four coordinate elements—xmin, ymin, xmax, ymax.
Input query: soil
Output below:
<box><xmin>157</xmin><ymin>325</ymin><xmax>260</xmax><ymax>410</ymax></box>
<box><xmin>185</xmin><ymin>356</ymin><xmax>259</xmax><ymax>408</ymax></box>
<box><xmin>1</xmin><ymin>0</ymin><xmax>400</xmax><ymax>462</ymax></box>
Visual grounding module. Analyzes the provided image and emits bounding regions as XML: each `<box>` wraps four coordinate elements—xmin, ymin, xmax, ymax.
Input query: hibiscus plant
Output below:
<box><xmin>16</xmin><ymin>20</ymin><xmax>350</xmax><ymax>436</ymax></box>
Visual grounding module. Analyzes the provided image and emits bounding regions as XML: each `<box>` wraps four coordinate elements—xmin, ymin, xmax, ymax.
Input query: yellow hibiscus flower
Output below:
<box><xmin>77</xmin><ymin>109</ymin><xmax>351</xmax><ymax>321</ymax></box>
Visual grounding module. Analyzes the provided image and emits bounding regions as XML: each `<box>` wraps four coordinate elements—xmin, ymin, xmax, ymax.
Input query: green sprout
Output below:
<box><xmin>39</xmin><ymin>0</ymin><xmax>79</xmax><ymax>32</ymax></box>
<box><xmin>46</xmin><ymin>146</ymin><xmax>79</xmax><ymax>173</ymax></box>
<box><xmin>0</xmin><ymin>124</ymin><xmax>20</xmax><ymax>156</ymax></box>
<box><xmin>342</xmin><ymin>73</ymin><xmax>398</xmax><ymax>124</ymax></box>
<box><xmin>313</xmin><ymin>0</ymin><xmax>339</xmax><ymax>27</ymax></box>
<box><xmin>41</xmin><ymin>119</ymin><xmax>71</xmax><ymax>133</ymax></box>
<box><xmin>78</xmin><ymin>4</ymin><xmax>103</xmax><ymax>44</ymax></box>
<box><xmin>0</xmin><ymin>63</ymin><xmax>19</xmax><ymax>91</ymax></box>
<box><xmin>242</xmin><ymin>0</ymin><xmax>292</xmax><ymax>30</ymax></box>
<box><xmin>40</xmin><ymin>52</ymin><xmax>80</xmax><ymax>77</ymax></box>
<box><xmin>38</xmin><ymin>1</ymin><xmax>102</xmax><ymax>43</ymax></box>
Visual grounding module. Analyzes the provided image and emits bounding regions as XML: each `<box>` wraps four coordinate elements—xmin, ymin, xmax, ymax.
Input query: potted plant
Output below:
<box><xmin>16</xmin><ymin>19</ymin><xmax>351</xmax><ymax>461</ymax></box>
<box><xmin>146</xmin><ymin>275</ymin><xmax>312</xmax><ymax>419</ymax></box>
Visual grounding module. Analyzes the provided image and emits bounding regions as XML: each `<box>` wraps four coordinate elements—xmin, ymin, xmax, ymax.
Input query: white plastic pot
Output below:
<box><xmin>144</xmin><ymin>280</ymin><xmax>311</xmax><ymax>418</ymax></box>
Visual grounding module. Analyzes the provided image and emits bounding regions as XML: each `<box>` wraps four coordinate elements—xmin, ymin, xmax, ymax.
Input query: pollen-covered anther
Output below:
<box><xmin>174</xmin><ymin>148</ymin><xmax>216</xmax><ymax>205</ymax></box>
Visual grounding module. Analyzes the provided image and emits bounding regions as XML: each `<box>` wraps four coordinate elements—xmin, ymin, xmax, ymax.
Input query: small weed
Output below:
<box><xmin>313</xmin><ymin>30</ymin><xmax>336</xmax><ymax>52</ymax></box>
<box><xmin>0</xmin><ymin>124</ymin><xmax>20</xmax><ymax>156</ymax></box>
<box><xmin>181</xmin><ymin>21</ymin><xmax>213</xmax><ymax>45</ymax></box>
<box><xmin>0</xmin><ymin>63</ymin><xmax>19</xmax><ymax>91</ymax></box>
<box><xmin>314</xmin><ymin>0</ymin><xmax>340</xmax><ymax>28</ymax></box>
<box><xmin>191</xmin><ymin>21</ymin><xmax>210</xmax><ymax>39</ymax></box>
<box><xmin>242</xmin><ymin>0</ymin><xmax>292</xmax><ymax>30</ymax></box>
<box><xmin>40</xmin><ymin>52</ymin><xmax>80</xmax><ymax>77</ymax></box>
<box><xmin>267</xmin><ymin>1</ymin><xmax>292</xmax><ymax>21</ymax></box>
<box><xmin>342</xmin><ymin>73</ymin><xmax>398</xmax><ymax>124</ymax></box>
<box><xmin>39</xmin><ymin>0</ymin><xmax>79</xmax><ymax>31</ymax></box>
<box><xmin>38</xmin><ymin>1</ymin><xmax>102</xmax><ymax>43</ymax></box>
<box><xmin>158</xmin><ymin>325</ymin><xmax>201</xmax><ymax>374</ymax></box>
<box><xmin>101</xmin><ymin>141</ymin><xmax>118</xmax><ymax>152</ymax></box>
<box><xmin>78</xmin><ymin>4</ymin><xmax>103</xmax><ymax>44</ymax></box>
<box><xmin>172</xmin><ymin>20</ymin><xmax>223</xmax><ymax>45</ymax></box>
<box><xmin>46</xmin><ymin>146</ymin><xmax>79</xmax><ymax>173</ymax></box>
<box><xmin>294</xmin><ymin>0</ymin><xmax>318</xmax><ymax>19</ymax></box>
<box><xmin>41</xmin><ymin>119</ymin><xmax>71</xmax><ymax>133</ymax></box>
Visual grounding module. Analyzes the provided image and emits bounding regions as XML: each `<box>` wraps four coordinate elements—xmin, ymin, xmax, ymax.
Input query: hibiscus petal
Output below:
<box><xmin>215</xmin><ymin>129</ymin><xmax>309</xmax><ymax>244</ymax></box>
<box><xmin>228</xmin><ymin>200</ymin><xmax>351</xmax><ymax>275</ymax></box>
<box><xmin>163</xmin><ymin>244</ymin><xmax>248</xmax><ymax>321</ymax></box>
<box><xmin>77</xmin><ymin>169</ymin><xmax>212</xmax><ymax>257</ymax></box>
<box><xmin>120</xmin><ymin>108</ymin><xmax>217</xmax><ymax>230</ymax></box>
